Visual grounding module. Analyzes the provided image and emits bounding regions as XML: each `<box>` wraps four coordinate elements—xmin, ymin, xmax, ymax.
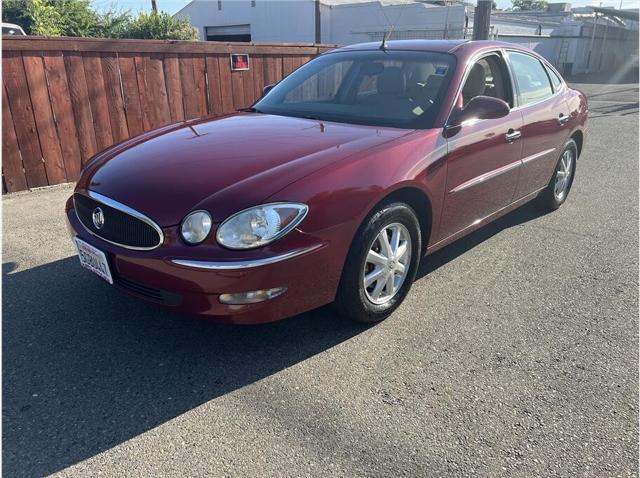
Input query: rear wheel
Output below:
<box><xmin>536</xmin><ymin>139</ymin><xmax>577</xmax><ymax>210</ymax></box>
<box><xmin>335</xmin><ymin>202</ymin><xmax>421</xmax><ymax>323</ymax></box>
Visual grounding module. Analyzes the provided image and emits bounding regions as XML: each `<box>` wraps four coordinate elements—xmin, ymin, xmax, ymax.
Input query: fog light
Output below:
<box><xmin>219</xmin><ymin>287</ymin><xmax>287</xmax><ymax>305</ymax></box>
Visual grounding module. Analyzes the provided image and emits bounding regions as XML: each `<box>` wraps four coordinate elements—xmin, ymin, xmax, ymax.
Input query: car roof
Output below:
<box><xmin>328</xmin><ymin>39</ymin><xmax>532</xmax><ymax>56</ymax></box>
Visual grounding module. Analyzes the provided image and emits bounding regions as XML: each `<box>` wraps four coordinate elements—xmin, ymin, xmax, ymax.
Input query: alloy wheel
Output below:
<box><xmin>362</xmin><ymin>222</ymin><xmax>412</xmax><ymax>305</ymax></box>
<box><xmin>554</xmin><ymin>149</ymin><xmax>574</xmax><ymax>201</ymax></box>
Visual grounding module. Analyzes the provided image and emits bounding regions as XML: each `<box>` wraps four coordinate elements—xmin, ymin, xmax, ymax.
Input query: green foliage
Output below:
<box><xmin>1</xmin><ymin>0</ymin><xmax>198</xmax><ymax>40</ymax></box>
<box><xmin>511</xmin><ymin>0</ymin><xmax>547</xmax><ymax>11</ymax></box>
<box><xmin>117</xmin><ymin>12</ymin><xmax>198</xmax><ymax>40</ymax></box>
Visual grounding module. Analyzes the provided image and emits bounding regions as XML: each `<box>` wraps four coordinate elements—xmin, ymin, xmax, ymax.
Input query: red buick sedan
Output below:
<box><xmin>66</xmin><ymin>40</ymin><xmax>587</xmax><ymax>324</ymax></box>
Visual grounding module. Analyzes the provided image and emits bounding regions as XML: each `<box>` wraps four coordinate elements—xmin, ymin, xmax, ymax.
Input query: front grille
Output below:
<box><xmin>117</xmin><ymin>276</ymin><xmax>183</xmax><ymax>306</ymax></box>
<box><xmin>74</xmin><ymin>193</ymin><xmax>162</xmax><ymax>249</ymax></box>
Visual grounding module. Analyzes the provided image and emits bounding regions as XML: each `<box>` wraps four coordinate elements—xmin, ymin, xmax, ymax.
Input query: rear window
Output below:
<box><xmin>546</xmin><ymin>65</ymin><xmax>563</xmax><ymax>91</ymax></box>
<box><xmin>508</xmin><ymin>51</ymin><xmax>553</xmax><ymax>106</ymax></box>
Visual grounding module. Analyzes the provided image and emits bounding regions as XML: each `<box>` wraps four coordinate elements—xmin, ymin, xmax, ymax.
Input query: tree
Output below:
<box><xmin>1</xmin><ymin>1</ymin><xmax>197</xmax><ymax>40</ymax></box>
<box><xmin>511</xmin><ymin>0</ymin><xmax>547</xmax><ymax>11</ymax></box>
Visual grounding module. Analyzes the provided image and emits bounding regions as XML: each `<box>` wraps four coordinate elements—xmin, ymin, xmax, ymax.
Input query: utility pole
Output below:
<box><xmin>472</xmin><ymin>0</ymin><xmax>492</xmax><ymax>40</ymax></box>
<box><xmin>151</xmin><ymin>0</ymin><xmax>158</xmax><ymax>12</ymax></box>
<box><xmin>315</xmin><ymin>0</ymin><xmax>321</xmax><ymax>44</ymax></box>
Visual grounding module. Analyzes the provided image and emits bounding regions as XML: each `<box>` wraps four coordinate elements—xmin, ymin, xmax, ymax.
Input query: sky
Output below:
<box><xmin>90</xmin><ymin>0</ymin><xmax>640</xmax><ymax>15</ymax></box>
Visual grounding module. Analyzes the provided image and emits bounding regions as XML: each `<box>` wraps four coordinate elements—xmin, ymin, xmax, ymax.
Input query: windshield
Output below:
<box><xmin>254</xmin><ymin>50</ymin><xmax>456</xmax><ymax>129</ymax></box>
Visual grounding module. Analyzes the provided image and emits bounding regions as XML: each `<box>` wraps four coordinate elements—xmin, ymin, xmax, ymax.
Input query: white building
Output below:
<box><xmin>175</xmin><ymin>0</ymin><xmax>466</xmax><ymax>45</ymax></box>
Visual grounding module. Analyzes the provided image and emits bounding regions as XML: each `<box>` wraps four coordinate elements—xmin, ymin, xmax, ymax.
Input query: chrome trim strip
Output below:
<box><xmin>171</xmin><ymin>244</ymin><xmax>323</xmax><ymax>270</ymax></box>
<box><xmin>74</xmin><ymin>191</ymin><xmax>165</xmax><ymax>251</ymax></box>
<box><xmin>522</xmin><ymin>147</ymin><xmax>556</xmax><ymax>165</ymax></box>
<box><xmin>450</xmin><ymin>159</ymin><xmax>521</xmax><ymax>194</ymax></box>
<box><xmin>428</xmin><ymin>185</ymin><xmax>547</xmax><ymax>254</ymax></box>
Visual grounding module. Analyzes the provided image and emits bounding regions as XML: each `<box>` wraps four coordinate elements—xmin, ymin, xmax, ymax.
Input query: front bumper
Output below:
<box><xmin>66</xmin><ymin>200</ymin><xmax>347</xmax><ymax>324</ymax></box>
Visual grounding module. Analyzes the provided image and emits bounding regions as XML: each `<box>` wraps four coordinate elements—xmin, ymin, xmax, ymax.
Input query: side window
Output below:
<box><xmin>460</xmin><ymin>54</ymin><xmax>512</xmax><ymax>108</ymax></box>
<box><xmin>546</xmin><ymin>64</ymin><xmax>563</xmax><ymax>91</ymax></box>
<box><xmin>508</xmin><ymin>52</ymin><xmax>553</xmax><ymax>105</ymax></box>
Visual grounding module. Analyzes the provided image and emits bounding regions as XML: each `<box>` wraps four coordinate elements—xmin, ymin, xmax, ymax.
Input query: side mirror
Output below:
<box><xmin>262</xmin><ymin>83</ymin><xmax>276</xmax><ymax>97</ymax></box>
<box><xmin>448</xmin><ymin>96</ymin><xmax>510</xmax><ymax>127</ymax></box>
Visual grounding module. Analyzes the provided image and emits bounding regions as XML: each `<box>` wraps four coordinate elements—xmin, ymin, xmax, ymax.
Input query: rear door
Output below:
<box><xmin>438</xmin><ymin>51</ymin><xmax>524</xmax><ymax>241</ymax></box>
<box><xmin>506</xmin><ymin>50</ymin><xmax>571</xmax><ymax>199</ymax></box>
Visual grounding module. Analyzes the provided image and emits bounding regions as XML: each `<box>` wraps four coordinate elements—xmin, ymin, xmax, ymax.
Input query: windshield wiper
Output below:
<box><xmin>237</xmin><ymin>106</ymin><xmax>264</xmax><ymax>113</ymax></box>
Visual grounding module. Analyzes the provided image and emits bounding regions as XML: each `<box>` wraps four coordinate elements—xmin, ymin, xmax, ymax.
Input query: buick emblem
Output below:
<box><xmin>92</xmin><ymin>207</ymin><xmax>105</xmax><ymax>229</ymax></box>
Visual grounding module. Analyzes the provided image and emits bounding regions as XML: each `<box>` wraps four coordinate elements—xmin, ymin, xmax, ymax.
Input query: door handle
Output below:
<box><xmin>505</xmin><ymin>129</ymin><xmax>521</xmax><ymax>143</ymax></box>
<box><xmin>557</xmin><ymin>113</ymin><xmax>570</xmax><ymax>125</ymax></box>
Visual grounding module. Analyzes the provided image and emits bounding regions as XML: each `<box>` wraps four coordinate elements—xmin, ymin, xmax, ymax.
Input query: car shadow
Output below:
<box><xmin>2</xmin><ymin>258</ymin><xmax>372</xmax><ymax>477</ymax></box>
<box><xmin>2</xmin><ymin>201</ymin><xmax>547</xmax><ymax>477</ymax></box>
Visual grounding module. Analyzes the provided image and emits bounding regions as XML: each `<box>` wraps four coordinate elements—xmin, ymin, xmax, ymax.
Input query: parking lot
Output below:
<box><xmin>3</xmin><ymin>76</ymin><xmax>638</xmax><ymax>477</ymax></box>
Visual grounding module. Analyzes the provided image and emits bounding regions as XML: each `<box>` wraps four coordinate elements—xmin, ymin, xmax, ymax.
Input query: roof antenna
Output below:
<box><xmin>379</xmin><ymin>25</ymin><xmax>394</xmax><ymax>51</ymax></box>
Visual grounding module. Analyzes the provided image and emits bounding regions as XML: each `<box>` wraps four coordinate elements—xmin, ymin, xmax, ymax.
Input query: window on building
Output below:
<box><xmin>508</xmin><ymin>51</ymin><xmax>554</xmax><ymax>105</ymax></box>
<box><xmin>206</xmin><ymin>25</ymin><xmax>251</xmax><ymax>42</ymax></box>
<box><xmin>217</xmin><ymin>0</ymin><xmax>222</xmax><ymax>10</ymax></box>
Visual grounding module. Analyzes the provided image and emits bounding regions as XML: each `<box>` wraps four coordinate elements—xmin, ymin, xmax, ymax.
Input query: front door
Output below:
<box><xmin>438</xmin><ymin>52</ymin><xmax>524</xmax><ymax>242</ymax></box>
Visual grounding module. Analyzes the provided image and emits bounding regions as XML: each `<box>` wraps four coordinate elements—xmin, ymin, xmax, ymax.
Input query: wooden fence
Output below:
<box><xmin>2</xmin><ymin>36</ymin><xmax>335</xmax><ymax>193</ymax></box>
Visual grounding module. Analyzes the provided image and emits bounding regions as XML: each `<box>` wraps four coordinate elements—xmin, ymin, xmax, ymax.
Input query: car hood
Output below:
<box><xmin>79</xmin><ymin>113</ymin><xmax>410</xmax><ymax>226</ymax></box>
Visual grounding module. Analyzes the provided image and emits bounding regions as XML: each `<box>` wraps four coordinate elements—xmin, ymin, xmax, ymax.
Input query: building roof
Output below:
<box><xmin>592</xmin><ymin>6</ymin><xmax>639</xmax><ymax>22</ymax></box>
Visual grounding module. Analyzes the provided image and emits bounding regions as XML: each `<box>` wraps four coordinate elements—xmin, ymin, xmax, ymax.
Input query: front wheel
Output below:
<box><xmin>536</xmin><ymin>139</ymin><xmax>577</xmax><ymax>211</ymax></box>
<box><xmin>335</xmin><ymin>202</ymin><xmax>421</xmax><ymax>323</ymax></box>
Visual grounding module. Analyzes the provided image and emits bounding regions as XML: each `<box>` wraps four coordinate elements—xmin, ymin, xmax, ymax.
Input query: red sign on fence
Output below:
<box><xmin>230</xmin><ymin>53</ymin><xmax>249</xmax><ymax>71</ymax></box>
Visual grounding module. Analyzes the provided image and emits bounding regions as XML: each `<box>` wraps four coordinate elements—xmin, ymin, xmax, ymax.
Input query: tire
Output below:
<box><xmin>335</xmin><ymin>201</ymin><xmax>422</xmax><ymax>323</ymax></box>
<box><xmin>536</xmin><ymin>138</ymin><xmax>578</xmax><ymax>211</ymax></box>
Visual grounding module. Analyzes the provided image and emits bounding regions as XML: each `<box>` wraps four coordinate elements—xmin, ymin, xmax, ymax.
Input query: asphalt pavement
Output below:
<box><xmin>3</xmin><ymin>77</ymin><xmax>638</xmax><ymax>477</ymax></box>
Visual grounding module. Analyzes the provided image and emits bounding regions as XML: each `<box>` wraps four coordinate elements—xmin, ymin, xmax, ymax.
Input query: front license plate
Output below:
<box><xmin>74</xmin><ymin>237</ymin><xmax>113</xmax><ymax>285</ymax></box>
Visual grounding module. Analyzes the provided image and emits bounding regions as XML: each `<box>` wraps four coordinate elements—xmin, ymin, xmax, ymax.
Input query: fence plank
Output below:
<box><xmin>3</xmin><ymin>52</ymin><xmax>48</xmax><ymax>187</ymax></box>
<box><xmin>22</xmin><ymin>53</ymin><xmax>67</xmax><ymax>184</ymax></box>
<box><xmin>83</xmin><ymin>53</ymin><xmax>113</xmax><ymax>151</ymax></box>
<box><xmin>163</xmin><ymin>53</ymin><xmax>185</xmax><ymax>122</ymax></box>
<box><xmin>193</xmin><ymin>54</ymin><xmax>208</xmax><ymax>117</ymax></box>
<box><xmin>230</xmin><ymin>70</ymin><xmax>245</xmax><ymax>111</ymax></box>
<box><xmin>264</xmin><ymin>55</ymin><xmax>283</xmax><ymax>86</ymax></box>
<box><xmin>134</xmin><ymin>54</ymin><xmax>152</xmax><ymax>131</ymax></box>
<box><xmin>179</xmin><ymin>55</ymin><xmax>199</xmax><ymax>119</ymax></box>
<box><xmin>205</xmin><ymin>55</ymin><xmax>223</xmax><ymax>116</ymax></box>
<box><xmin>283</xmin><ymin>55</ymin><xmax>298</xmax><ymax>76</ymax></box>
<box><xmin>217</xmin><ymin>55</ymin><xmax>234</xmax><ymax>114</ymax></box>
<box><xmin>42</xmin><ymin>51</ymin><xmax>82</xmax><ymax>181</ymax></box>
<box><xmin>118</xmin><ymin>53</ymin><xmax>144</xmax><ymax>136</ymax></box>
<box><xmin>252</xmin><ymin>54</ymin><xmax>265</xmax><ymax>100</ymax></box>
<box><xmin>2</xmin><ymin>86</ymin><xmax>28</xmax><ymax>192</ymax></box>
<box><xmin>147</xmin><ymin>53</ymin><xmax>171</xmax><ymax>127</ymax></box>
<box><xmin>100</xmin><ymin>53</ymin><xmax>129</xmax><ymax>143</ymax></box>
<box><xmin>64</xmin><ymin>53</ymin><xmax>97</xmax><ymax>164</ymax></box>
<box><xmin>180</xmin><ymin>54</ymin><xmax>209</xmax><ymax>119</ymax></box>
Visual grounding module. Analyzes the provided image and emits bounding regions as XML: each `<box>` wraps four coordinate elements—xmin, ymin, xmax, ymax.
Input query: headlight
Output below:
<box><xmin>181</xmin><ymin>210</ymin><xmax>212</xmax><ymax>244</ymax></box>
<box><xmin>216</xmin><ymin>202</ymin><xmax>308</xmax><ymax>250</ymax></box>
